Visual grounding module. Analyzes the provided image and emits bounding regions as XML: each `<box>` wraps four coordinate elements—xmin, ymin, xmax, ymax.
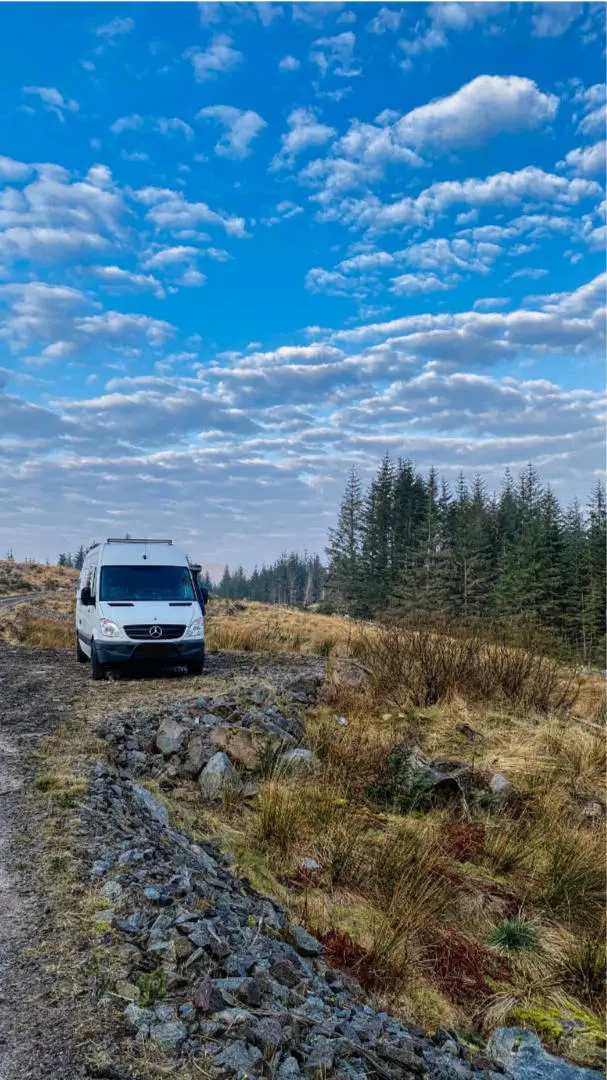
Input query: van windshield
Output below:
<box><xmin>100</xmin><ymin>565</ymin><xmax>195</xmax><ymax>602</ymax></box>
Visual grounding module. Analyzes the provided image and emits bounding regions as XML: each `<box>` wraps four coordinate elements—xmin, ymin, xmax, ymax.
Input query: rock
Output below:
<box><xmin>457</xmin><ymin>723</ymin><xmax>483</xmax><ymax>743</ymax></box>
<box><xmin>286</xmin><ymin>674</ymin><xmax>321</xmax><ymax>697</ymax></box>
<box><xmin>303</xmin><ymin>1037</ymin><xmax>335</xmax><ymax>1073</ymax></box>
<box><xmin>289</xmin><ymin>923</ymin><xmax>323</xmax><ymax>956</ymax></box>
<box><xmin>115</xmin><ymin>980</ymin><xmax>140</xmax><ymax>1002</ymax></box>
<box><xmin>213</xmin><ymin>1039</ymin><xmax>263</xmax><ymax>1078</ymax></box>
<box><xmin>155</xmin><ymin>718</ymin><xmax>187</xmax><ymax>757</ymax></box>
<box><xmin>183</xmin><ymin>733</ymin><xmax>208</xmax><ymax>777</ymax></box>
<box><xmin>198</xmin><ymin>752</ymin><xmax>239</xmax><ymax>801</ymax></box>
<box><xmin>128</xmin><ymin>783</ymin><xmax>169</xmax><ymax>827</ymax></box>
<box><xmin>149</xmin><ymin>1020</ymin><xmax>188</xmax><ymax>1050</ymax></box>
<box><xmin>276</xmin><ymin>1056</ymin><xmax>301</xmax><ymax>1080</ymax></box>
<box><xmin>489</xmin><ymin>772</ymin><xmax>512</xmax><ymax>796</ymax></box>
<box><xmin>271</xmin><ymin>958</ymin><xmax>306</xmax><ymax>988</ymax></box>
<box><xmin>124</xmin><ymin>1002</ymin><xmax>153</xmax><ymax>1034</ymax></box>
<box><xmin>91</xmin><ymin>859</ymin><xmax>111</xmax><ymax>876</ymax></box>
<box><xmin>100</xmin><ymin>880</ymin><xmax>122</xmax><ymax>902</ymax></box>
<box><xmin>193</xmin><ymin>974</ymin><xmax>227</xmax><ymax>1012</ymax></box>
<box><xmin>329</xmin><ymin>658</ymin><xmax>368</xmax><ymax>689</ymax></box>
<box><xmin>279</xmin><ymin>748</ymin><xmax>320</xmax><ymax>776</ymax></box>
<box><xmin>375</xmin><ymin>1041</ymin><xmax>424</xmax><ymax>1072</ymax></box>
<box><xmin>252</xmin><ymin>1017</ymin><xmax>284</xmax><ymax>1053</ymax></box>
<box><xmin>487</xmin><ymin>1028</ymin><xmax>604</xmax><ymax>1079</ymax></box>
<box><xmin>211</xmin><ymin>727</ymin><xmax>261</xmax><ymax>769</ymax></box>
<box><xmin>577</xmin><ymin>794</ymin><xmax>605</xmax><ymax>819</ymax></box>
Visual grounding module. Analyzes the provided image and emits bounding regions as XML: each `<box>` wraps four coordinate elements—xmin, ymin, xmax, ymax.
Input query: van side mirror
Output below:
<box><xmin>80</xmin><ymin>585</ymin><xmax>93</xmax><ymax>606</ymax></box>
<box><xmin>201</xmin><ymin>587</ymin><xmax>209</xmax><ymax>606</ymax></box>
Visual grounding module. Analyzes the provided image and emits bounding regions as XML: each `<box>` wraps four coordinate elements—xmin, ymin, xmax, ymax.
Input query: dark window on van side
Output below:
<box><xmin>99</xmin><ymin>565</ymin><xmax>195</xmax><ymax>602</ymax></box>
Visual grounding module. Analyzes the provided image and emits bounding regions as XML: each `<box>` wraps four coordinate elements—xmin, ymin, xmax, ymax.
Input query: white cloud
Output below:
<box><xmin>94</xmin><ymin>15</ymin><xmax>135</xmax><ymax>37</ymax></box>
<box><xmin>0</xmin><ymin>156</ymin><xmax>30</xmax><ymax>181</ymax></box>
<box><xmin>110</xmin><ymin>114</ymin><xmax>144</xmax><ymax>134</ymax></box>
<box><xmin>398</xmin><ymin>2</ymin><xmax>503</xmax><ymax>65</ymax></box>
<box><xmin>323</xmin><ymin>167</ymin><xmax>600</xmax><ymax>233</ymax></box>
<box><xmin>271</xmin><ymin>107</ymin><xmax>335</xmax><ymax>170</ymax></box>
<box><xmin>93</xmin><ymin>266</ymin><xmax>165</xmax><ymax>298</ymax></box>
<box><xmin>22</xmin><ymin>86</ymin><xmax>79</xmax><ymax>122</ymax></box>
<box><xmin>367</xmin><ymin>7</ymin><xmax>404</xmax><ymax>33</ymax></box>
<box><xmin>75</xmin><ymin>311</ymin><xmax>174</xmax><ymax>347</ymax></box>
<box><xmin>0</xmin><ymin>226</ymin><xmax>109</xmax><ymax>261</ymax></box>
<box><xmin>559</xmin><ymin>141</ymin><xmax>606</xmax><ymax>177</ymax></box>
<box><xmin>156</xmin><ymin>117</ymin><xmax>194</xmax><ymax>139</ymax></box>
<box><xmin>510</xmin><ymin>267</ymin><xmax>549</xmax><ymax>280</ymax></box>
<box><xmin>403</xmin><ymin>236</ymin><xmax>502</xmax><ymax>273</ymax></box>
<box><xmin>531</xmin><ymin>2</ymin><xmax>582</xmax><ymax>37</ymax></box>
<box><xmin>186</xmin><ymin>34</ymin><xmax>242</xmax><ymax>80</ymax></box>
<box><xmin>279</xmin><ymin>54</ymin><xmax>300</xmax><ymax>71</ymax></box>
<box><xmin>262</xmin><ymin>201</ymin><xmax>304</xmax><ymax>227</ymax></box>
<box><xmin>310</xmin><ymin>31</ymin><xmax>360</xmax><ymax>77</ymax></box>
<box><xmin>578</xmin><ymin>104</ymin><xmax>607</xmax><ymax>137</ymax></box>
<box><xmin>197</xmin><ymin>105</ymin><xmax>266</xmax><ymax>158</ymax></box>
<box><xmin>473</xmin><ymin>296</ymin><xmax>511</xmax><ymax>311</ymax></box>
<box><xmin>133</xmin><ymin>188</ymin><xmax>247</xmax><ymax>237</ymax></box>
<box><xmin>395</xmin><ymin>75</ymin><xmax>558</xmax><ymax>148</ymax></box>
<box><xmin>142</xmin><ymin>245</ymin><xmax>200</xmax><ymax>269</ymax></box>
<box><xmin>337</xmin><ymin>250</ymin><xmax>394</xmax><ymax>272</ymax></box>
<box><xmin>198</xmin><ymin>2</ymin><xmax>222</xmax><ymax>24</ymax></box>
<box><xmin>390</xmin><ymin>272</ymin><xmax>452</xmax><ymax>295</ymax></box>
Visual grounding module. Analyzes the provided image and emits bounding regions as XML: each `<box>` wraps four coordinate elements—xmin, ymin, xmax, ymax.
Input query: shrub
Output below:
<box><xmin>487</xmin><ymin>917</ymin><xmax>539</xmax><ymax>952</ymax></box>
<box><xmin>355</xmin><ymin>624</ymin><xmax>579</xmax><ymax>713</ymax></box>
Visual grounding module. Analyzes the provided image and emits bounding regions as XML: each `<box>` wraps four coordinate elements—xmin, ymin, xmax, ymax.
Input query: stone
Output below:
<box><xmin>329</xmin><ymin>658</ymin><xmax>368</xmax><ymax>689</ymax></box>
<box><xmin>183</xmin><ymin>733</ymin><xmax>208</xmax><ymax>777</ymax></box>
<box><xmin>299</xmin><ymin>857</ymin><xmax>322</xmax><ymax>874</ymax></box>
<box><xmin>198</xmin><ymin>752</ymin><xmax>239</xmax><ymax>801</ymax></box>
<box><xmin>303</xmin><ymin>1037</ymin><xmax>335</xmax><ymax>1073</ymax></box>
<box><xmin>124</xmin><ymin>1002</ymin><xmax>153</xmax><ymax>1034</ymax></box>
<box><xmin>193</xmin><ymin>974</ymin><xmax>228</xmax><ymax>1013</ymax></box>
<box><xmin>289</xmin><ymin>924</ymin><xmax>323</xmax><ymax>956</ymax></box>
<box><xmin>286</xmin><ymin>674</ymin><xmax>321</xmax><ymax>697</ymax></box>
<box><xmin>279</xmin><ymin>748</ymin><xmax>320</xmax><ymax>776</ymax></box>
<box><xmin>489</xmin><ymin>772</ymin><xmax>512</xmax><ymax>796</ymax></box>
<box><xmin>253</xmin><ymin>1017</ymin><xmax>284</xmax><ymax>1054</ymax></box>
<box><xmin>375</xmin><ymin>1041</ymin><xmax>424</xmax><ymax>1072</ymax></box>
<box><xmin>91</xmin><ymin>859</ymin><xmax>111</xmax><ymax>876</ymax></box>
<box><xmin>128</xmin><ymin>783</ymin><xmax>169</xmax><ymax>827</ymax></box>
<box><xmin>577</xmin><ymin>794</ymin><xmax>605</xmax><ymax>819</ymax></box>
<box><xmin>276</xmin><ymin>1056</ymin><xmax>301</xmax><ymax>1080</ymax></box>
<box><xmin>211</xmin><ymin>727</ymin><xmax>261</xmax><ymax>770</ymax></box>
<box><xmin>115</xmin><ymin>980</ymin><xmax>140</xmax><ymax>1002</ymax></box>
<box><xmin>213</xmin><ymin>1039</ymin><xmax>263</xmax><ymax>1077</ymax></box>
<box><xmin>149</xmin><ymin>1019</ymin><xmax>188</xmax><ymax>1051</ymax></box>
<box><xmin>155</xmin><ymin>718</ymin><xmax>187</xmax><ymax>757</ymax></box>
<box><xmin>101</xmin><ymin>880</ymin><xmax>123</xmax><ymax>902</ymax></box>
<box><xmin>457</xmin><ymin>723</ymin><xmax>483</xmax><ymax>743</ymax></box>
<box><xmin>271</xmin><ymin>958</ymin><xmax>305</xmax><ymax>988</ymax></box>
<box><xmin>487</xmin><ymin>1028</ymin><xmax>605</xmax><ymax>1080</ymax></box>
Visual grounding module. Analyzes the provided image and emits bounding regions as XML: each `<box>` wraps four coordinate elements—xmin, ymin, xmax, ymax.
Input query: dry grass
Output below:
<box><xmin>205</xmin><ymin>598</ymin><xmax>356</xmax><ymax>656</ymax></box>
<box><xmin>0</xmin><ymin>558</ymin><xmax>78</xmax><ymax>596</ymax></box>
<box><xmin>0</xmin><ymin>604</ymin><xmax>75</xmax><ymax>648</ymax></box>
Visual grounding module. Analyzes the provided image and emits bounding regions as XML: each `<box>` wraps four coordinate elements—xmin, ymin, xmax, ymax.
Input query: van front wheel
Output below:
<box><xmin>187</xmin><ymin>648</ymin><xmax>205</xmax><ymax>676</ymax></box>
<box><xmin>91</xmin><ymin>641</ymin><xmax>106</xmax><ymax>681</ymax></box>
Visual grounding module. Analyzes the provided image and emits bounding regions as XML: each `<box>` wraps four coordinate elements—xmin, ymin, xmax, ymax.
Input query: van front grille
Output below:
<box><xmin>124</xmin><ymin>624</ymin><xmax>186</xmax><ymax>641</ymax></box>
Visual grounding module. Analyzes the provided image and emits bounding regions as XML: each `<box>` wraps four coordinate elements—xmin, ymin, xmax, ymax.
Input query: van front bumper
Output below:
<box><xmin>93</xmin><ymin>639</ymin><xmax>205</xmax><ymax>666</ymax></box>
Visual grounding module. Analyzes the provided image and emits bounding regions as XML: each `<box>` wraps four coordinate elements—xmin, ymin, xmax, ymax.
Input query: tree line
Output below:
<box><xmin>216</xmin><ymin>553</ymin><xmax>326</xmax><ymax>607</ymax></box>
<box><xmin>326</xmin><ymin>457</ymin><xmax>606</xmax><ymax>665</ymax></box>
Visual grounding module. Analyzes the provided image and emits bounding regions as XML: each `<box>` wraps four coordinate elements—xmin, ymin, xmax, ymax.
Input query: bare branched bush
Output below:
<box><xmin>355</xmin><ymin>624</ymin><xmax>579</xmax><ymax>713</ymax></box>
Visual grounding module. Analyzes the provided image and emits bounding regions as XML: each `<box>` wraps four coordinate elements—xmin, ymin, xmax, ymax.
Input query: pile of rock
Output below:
<box><xmin>95</xmin><ymin>674</ymin><xmax>323</xmax><ymax>798</ymax></box>
<box><xmin>81</xmin><ymin>762</ymin><xmax>510</xmax><ymax>1080</ymax></box>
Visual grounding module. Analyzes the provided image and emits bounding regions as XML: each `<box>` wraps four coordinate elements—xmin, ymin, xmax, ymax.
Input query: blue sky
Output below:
<box><xmin>0</xmin><ymin>1</ymin><xmax>605</xmax><ymax>569</ymax></box>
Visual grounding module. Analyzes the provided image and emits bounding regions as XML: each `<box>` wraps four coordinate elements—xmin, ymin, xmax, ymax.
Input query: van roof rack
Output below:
<box><xmin>105</xmin><ymin>538</ymin><xmax>173</xmax><ymax>545</ymax></box>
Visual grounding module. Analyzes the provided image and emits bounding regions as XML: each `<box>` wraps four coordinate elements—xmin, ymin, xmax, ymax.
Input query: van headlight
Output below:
<box><xmin>99</xmin><ymin>619</ymin><xmax>126</xmax><ymax>639</ymax></box>
<box><xmin>184</xmin><ymin>617</ymin><xmax>204</xmax><ymax>639</ymax></box>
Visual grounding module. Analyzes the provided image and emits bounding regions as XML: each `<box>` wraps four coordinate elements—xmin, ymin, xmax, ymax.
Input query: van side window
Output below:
<box><xmin>90</xmin><ymin>568</ymin><xmax>97</xmax><ymax>600</ymax></box>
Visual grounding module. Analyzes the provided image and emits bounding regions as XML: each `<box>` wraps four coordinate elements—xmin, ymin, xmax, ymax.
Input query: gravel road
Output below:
<box><xmin>0</xmin><ymin>644</ymin><xmax>89</xmax><ymax>1079</ymax></box>
<box><xmin>0</xmin><ymin>593</ymin><xmax>49</xmax><ymax>613</ymax></box>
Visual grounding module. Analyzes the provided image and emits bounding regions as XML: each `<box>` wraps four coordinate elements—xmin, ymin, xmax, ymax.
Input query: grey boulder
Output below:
<box><xmin>155</xmin><ymin>718</ymin><xmax>187</xmax><ymax>756</ymax></box>
<box><xmin>198</xmin><ymin>752</ymin><xmax>239</xmax><ymax>800</ymax></box>
<box><xmin>487</xmin><ymin>1028</ymin><xmax>605</xmax><ymax>1080</ymax></box>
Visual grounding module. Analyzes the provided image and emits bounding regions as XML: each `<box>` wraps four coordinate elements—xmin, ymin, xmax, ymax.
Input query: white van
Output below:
<box><xmin>76</xmin><ymin>538</ymin><xmax>207</xmax><ymax>680</ymax></box>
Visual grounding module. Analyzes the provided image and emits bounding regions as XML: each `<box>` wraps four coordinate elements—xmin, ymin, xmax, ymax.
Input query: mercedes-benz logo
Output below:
<box><xmin>149</xmin><ymin>625</ymin><xmax>163</xmax><ymax>638</ymax></box>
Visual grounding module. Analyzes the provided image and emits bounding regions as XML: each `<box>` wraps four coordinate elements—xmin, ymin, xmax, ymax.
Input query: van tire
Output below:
<box><xmin>91</xmin><ymin>641</ymin><xmax>106</xmax><ymax>681</ymax></box>
<box><xmin>76</xmin><ymin>637</ymin><xmax>88</xmax><ymax>664</ymax></box>
<box><xmin>187</xmin><ymin>649</ymin><xmax>205</xmax><ymax>676</ymax></box>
